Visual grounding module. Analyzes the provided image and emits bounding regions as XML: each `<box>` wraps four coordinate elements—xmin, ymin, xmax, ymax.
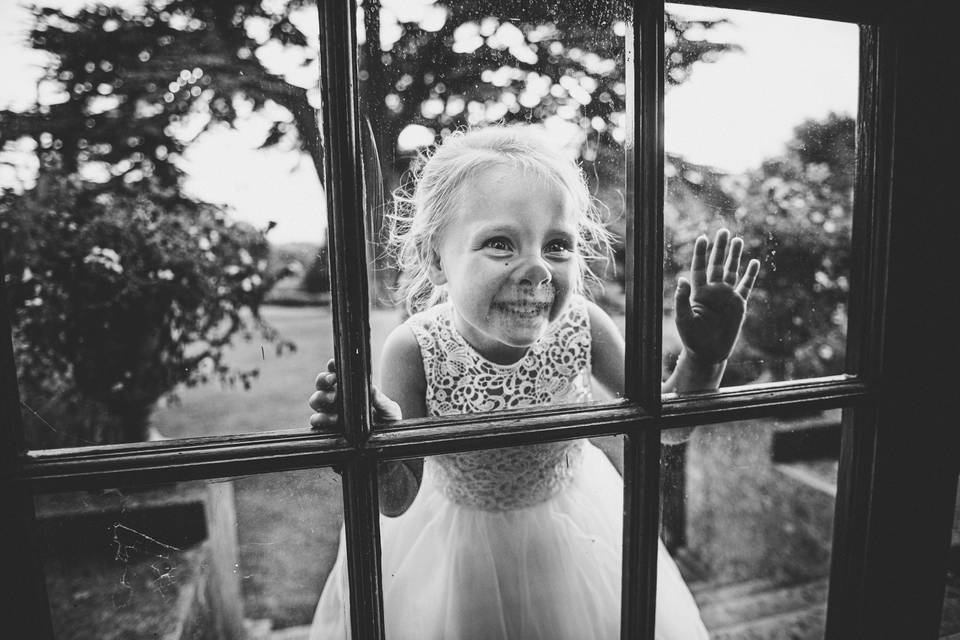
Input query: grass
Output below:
<box><xmin>152</xmin><ymin>305</ymin><xmax>404</xmax><ymax>439</ymax></box>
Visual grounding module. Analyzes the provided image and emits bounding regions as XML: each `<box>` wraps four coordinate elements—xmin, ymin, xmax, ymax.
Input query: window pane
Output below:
<box><xmin>36</xmin><ymin>468</ymin><xmax>345</xmax><ymax>639</ymax></box>
<box><xmin>0</xmin><ymin>3</ymin><xmax>333</xmax><ymax>448</ymax></box>
<box><xmin>659</xmin><ymin>409</ymin><xmax>843</xmax><ymax>638</ymax></box>
<box><xmin>357</xmin><ymin>1</ymin><xmax>631</xmax><ymax>419</ymax></box>
<box><xmin>340</xmin><ymin>437</ymin><xmax>631</xmax><ymax>639</ymax></box>
<box><xmin>941</xmin><ymin>474</ymin><xmax>960</xmax><ymax>637</ymax></box>
<box><xmin>662</xmin><ymin>6</ymin><xmax>859</xmax><ymax>390</ymax></box>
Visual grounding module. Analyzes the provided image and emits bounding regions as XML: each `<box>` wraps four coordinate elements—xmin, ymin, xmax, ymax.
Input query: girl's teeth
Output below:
<box><xmin>499</xmin><ymin>303</ymin><xmax>548</xmax><ymax>316</ymax></box>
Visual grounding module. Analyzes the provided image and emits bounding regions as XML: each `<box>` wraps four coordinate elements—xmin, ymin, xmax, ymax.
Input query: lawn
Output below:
<box><xmin>152</xmin><ymin>305</ymin><xmax>404</xmax><ymax>439</ymax></box>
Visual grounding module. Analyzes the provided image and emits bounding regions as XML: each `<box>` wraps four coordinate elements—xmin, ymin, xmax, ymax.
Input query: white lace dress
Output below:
<box><xmin>310</xmin><ymin>296</ymin><xmax>708</xmax><ymax>640</ymax></box>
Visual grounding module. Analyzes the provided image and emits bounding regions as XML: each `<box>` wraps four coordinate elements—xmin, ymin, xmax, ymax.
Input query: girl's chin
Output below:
<box><xmin>496</xmin><ymin>320</ymin><xmax>550</xmax><ymax>347</ymax></box>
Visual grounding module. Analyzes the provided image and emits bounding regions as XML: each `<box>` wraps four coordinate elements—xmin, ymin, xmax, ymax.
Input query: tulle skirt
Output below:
<box><xmin>310</xmin><ymin>442</ymin><xmax>707</xmax><ymax>640</ymax></box>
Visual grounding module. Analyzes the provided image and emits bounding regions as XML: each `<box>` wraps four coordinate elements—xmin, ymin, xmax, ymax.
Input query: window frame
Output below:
<box><xmin>1</xmin><ymin>0</ymin><xmax>957</xmax><ymax>639</ymax></box>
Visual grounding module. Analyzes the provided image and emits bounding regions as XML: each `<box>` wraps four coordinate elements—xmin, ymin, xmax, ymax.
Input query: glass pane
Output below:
<box><xmin>662</xmin><ymin>6</ymin><xmax>859</xmax><ymax>391</ymax></box>
<box><xmin>356</xmin><ymin>0</ymin><xmax>631</xmax><ymax>420</ymax></box>
<box><xmin>0</xmin><ymin>2</ymin><xmax>333</xmax><ymax>448</ymax></box>
<box><xmin>941</xmin><ymin>474</ymin><xmax>960</xmax><ymax>637</ymax></box>
<box><xmin>659</xmin><ymin>409</ymin><xmax>843</xmax><ymax>638</ymax></box>
<box><xmin>354</xmin><ymin>437</ymin><xmax>628</xmax><ymax>638</ymax></box>
<box><xmin>36</xmin><ymin>467</ymin><xmax>345</xmax><ymax>639</ymax></box>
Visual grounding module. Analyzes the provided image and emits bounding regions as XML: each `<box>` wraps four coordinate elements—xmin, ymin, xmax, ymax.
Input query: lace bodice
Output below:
<box><xmin>406</xmin><ymin>296</ymin><xmax>593</xmax><ymax>511</ymax></box>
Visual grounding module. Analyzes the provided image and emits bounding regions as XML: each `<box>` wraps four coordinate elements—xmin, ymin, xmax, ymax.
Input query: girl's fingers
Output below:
<box><xmin>315</xmin><ymin>371</ymin><xmax>337</xmax><ymax>391</ymax></box>
<box><xmin>723</xmin><ymin>237</ymin><xmax>743</xmax><ymax>286</ymax></box>
<box><xmin>310</xmin><ymin>411</ymin><xmax>339</xmax><ymax>429</ymax></box>
<box><xmin>674</xmin><ymin>277</ymin><xmax>693</xmax><ymax>326</ymax></box>
<box><xmin>309</xmin><ymin>388</ymin><xmax>337</xmax><ymax>411</ymax></box>
<box><xmin>707</xmin><ymin>229</ymin><xmax>729</xmax><ymax>283</ymax></box>
<box><xmin>310</xmin><ymin>358</ymin><xmax>340</xmax><ymax>428</ymax></box>
<box><xmin>690</xmin><ymin>235</ymin><xmax>709</xmax><ymax>289</ymax></box>
<box><xmin>735</xmin><ymin>259</ymin><xmax>761</xmax><ymax>299</ymax></box>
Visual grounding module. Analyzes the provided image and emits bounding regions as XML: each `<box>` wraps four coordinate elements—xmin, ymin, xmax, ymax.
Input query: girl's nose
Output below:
<box><xmin>514</xmin><ymin>257</ymin><xmax>552</xmax><ymax>287</ymax></box>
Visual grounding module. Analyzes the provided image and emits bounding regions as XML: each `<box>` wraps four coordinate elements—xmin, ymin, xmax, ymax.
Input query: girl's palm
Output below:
<box><xmin>675</xmin><ymin>229</ymin><xmax>760</xmax><ymax>364</ymax></box>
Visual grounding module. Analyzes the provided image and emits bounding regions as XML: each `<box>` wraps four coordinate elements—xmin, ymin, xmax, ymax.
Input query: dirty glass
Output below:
<box><xmin>0</xmin><ymin>2</ymin><xmax>335</xmax><ymax>448</ymax></box>
<box><xmin>36</xmin><ymin>468</ymin><xmax>345</xmax><ymax>639</ymax></box>
<box><xmin>658</xmin><ymin>409</ymin><xmax>843</xmax><ymax>638</ymax></box>
<box><xmin>356</xmin><ymin>0</ymin><xmax>630</xmax><ymax>417</ymax></box>
<box><xmin>378</xmin><ymin>436</ymin><xmax>626</xmax><ymax>638</ymax></box>
<box><xmin>662</xmin><ymin>6</ymin><xmax>859</xmax><ymax>392</ymax></box>
<box><xmin>941</xmin><ymin>475</ymin><xmax>960</xmax><ymax>637</ymax></box>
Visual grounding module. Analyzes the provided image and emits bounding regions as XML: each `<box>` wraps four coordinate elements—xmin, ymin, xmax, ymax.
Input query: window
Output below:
<box><xmin>1</xmin><ymin>1</ymin><xmax>957</xmax><ymax>639</ymax></box>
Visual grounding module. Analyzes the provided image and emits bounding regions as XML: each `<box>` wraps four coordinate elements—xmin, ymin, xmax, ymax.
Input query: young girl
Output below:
<box><xmin>308</xmin><ymin>125</ymin><xmax>760</xmax><ymax>640</ymax></box>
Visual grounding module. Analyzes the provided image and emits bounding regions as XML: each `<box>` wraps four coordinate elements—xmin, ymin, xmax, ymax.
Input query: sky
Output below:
<box><xmin>663</xmin><ymin>4</ymin><xmax>859</xmax><ymax>172</ymax></box>
<box><xmin>0</xmin><ymin>1</ymin><xmax>859</xmax><ymax>244</ymax></box>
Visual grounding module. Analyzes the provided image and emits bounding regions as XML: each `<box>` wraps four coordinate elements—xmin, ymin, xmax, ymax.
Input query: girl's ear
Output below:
<box><xmin>427</xmin><ymin>249</ymin><xmax>447</xmax><ymax>286</ymax></box>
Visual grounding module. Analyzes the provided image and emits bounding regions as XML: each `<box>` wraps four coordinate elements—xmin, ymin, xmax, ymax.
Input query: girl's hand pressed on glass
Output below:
<box><xmin>675</xmin><ymin>229</ymin><xmax>760</xmax><ymax>365</ymax></box>
<box><xmin>309</xmin><ymin>358</ymin><xmax>402</xmax><ymax>429</ymax></box>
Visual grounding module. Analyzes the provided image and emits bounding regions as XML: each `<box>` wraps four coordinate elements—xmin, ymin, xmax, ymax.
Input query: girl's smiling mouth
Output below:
<box><xmin>492</xmin><ymin>301</ymin><xmax>552</xmax><ymax>317</ymax></box>
<box><xmin>491</xmin><ymin>283</ymin><xmax>558</xmax><ymax>320</ymax></box>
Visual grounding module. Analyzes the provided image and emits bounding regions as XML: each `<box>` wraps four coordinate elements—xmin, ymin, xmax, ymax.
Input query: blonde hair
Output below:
<box><xmin>387</xmin><ymin>125</ymin><xmax>613</xmax><ymax>314</ymax></box>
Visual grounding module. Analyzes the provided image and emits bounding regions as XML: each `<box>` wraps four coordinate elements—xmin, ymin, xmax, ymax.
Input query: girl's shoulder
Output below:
<box><xmin>404</xmin><ymin>300</ymin><xmax>452</xmax><ymax>327</ymax></box>
<box><xmin>381</xmin><ymin>321</ymin><xmax>423</xmax><ymax>368</ymax></box>
<box><xmin>581</xmin><ymin>296</ymin><xmax>621</xmax><ymax>344</ymax></box>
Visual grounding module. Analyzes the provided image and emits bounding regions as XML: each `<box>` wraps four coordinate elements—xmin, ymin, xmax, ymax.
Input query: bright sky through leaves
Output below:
<box><xmin>0</xmin><ymin>1</ymin><xmax>857</xmax><ymax>243</ymax></box>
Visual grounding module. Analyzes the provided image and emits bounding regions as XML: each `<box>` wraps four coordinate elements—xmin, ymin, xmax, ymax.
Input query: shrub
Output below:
<box><xmin>2</xmin><ymin>171</ymin><xmax>292</xmax><ymax>445</ymax></box>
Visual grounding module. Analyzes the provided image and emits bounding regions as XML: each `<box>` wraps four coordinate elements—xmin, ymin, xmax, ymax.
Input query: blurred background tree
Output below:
<box><xmin>735</xmin><ymin>113</ymin><xmax>854</xmax><ymax>383</ymax></box>
<box><xmin>0</xmin><ymin>163</ymin><xmax>292</xmax><ymax>445</ymax></box>
<box><xmin>0</xmin><ymin>0</ymin><xmax>853</xmax><ymax>444</ymax></box>
<box><xmin>0</xmin><ymin>0</ymin><xmax>737</xmax><ymax>292</ymax></box>
<box><xmin>662</xmin><ymin>113</ymin><xmax>855</xmax><ymax>385</ymax></box>
<box><xmin>0</xmin><ymin>0</ymin><xmax>311</xmax><ymax>444</ymax></box>
<box><xmin>357</xmin><ymin>1</ymin><xmax>740</xmax><ymax>297</ymax></box>
<box><xmin>0</xmin><ymin>0</ymin><xmax>739</xmax><ymax>446</ymax></box>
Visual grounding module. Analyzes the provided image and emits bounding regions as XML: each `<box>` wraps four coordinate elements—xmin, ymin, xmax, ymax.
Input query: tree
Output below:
<box><xmin>1</xmin><ymin>0</ymin><xmax>738</xmax><ymax>294</ymax></box>
<box><xmin>1</xmin><ymin>162</ymin><xmax>292</xmax><ymax>445</ymax></box>
<box><xmin>0</xmin><ymin>1</ymin><xmax>317</xmax><ymax>444</ymax></box>
<box><xmin>0</xmin><ymin>1</ymin><xmax>322</xmax><ymax>190</ymax></box>
<box><xmin>661</xmin><ymin>113</ymin><xmax>855</xmax><ymax>385</ymax></box>
<box><xmin>359</xmin><ymin>3</ymin><xmax>740</xmax><ymax>298</ymax></box>
<box><xmin>736</xmin><ymin>113</ymin><xmax>855</xmax><ymax>382</ymax></box>
<box><xmin>0</xmin><ymin>0</ymin><xmax>739</xmax><ymax>443</ymax></box>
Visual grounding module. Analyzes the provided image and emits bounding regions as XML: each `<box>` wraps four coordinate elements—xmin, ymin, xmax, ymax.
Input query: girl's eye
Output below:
<box><xmin>483</xmin><ymin>237</ymin><xmax>513</xmax><ymax>252</ymax></box>
<box><xmin>544</xmin><ymin>239</ymin><xmax>573</xmax><ymax>257</ymax></box>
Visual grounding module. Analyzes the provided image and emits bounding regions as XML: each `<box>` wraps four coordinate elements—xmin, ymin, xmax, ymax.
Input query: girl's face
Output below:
<box><xmin>429</xmin><ymin>165</ymin><xmax>581</xmax><ymax>364</ymax></box>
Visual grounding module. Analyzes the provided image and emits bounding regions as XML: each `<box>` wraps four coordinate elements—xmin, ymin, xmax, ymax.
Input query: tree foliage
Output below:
<box><xmin>737</xmin><ymin>113</ymin><xmax>854</xmax><ymax>382</ymax></box>
<box><xmin>1</xmin><ymin>164</ymin><xmax>291</xmax><ymax>445</ymax></box>
<box><xmin>360</xmin><ymin>2</ymin><xmax>738</xmax><ymax>170</ymax></box>
<box><xmin>0</xmin><ymin>0</ymin><xmax>741</xmax><ymax>444</ymax></box>
<box><xmin>663</xmin><ymin>113</ymin><xmax>855</xmax><ymax>384</ymax></box>
<box><xmin>0</xmin><ymin>0</ymin><xmax>321</xmax><ymax>190</ymax></box>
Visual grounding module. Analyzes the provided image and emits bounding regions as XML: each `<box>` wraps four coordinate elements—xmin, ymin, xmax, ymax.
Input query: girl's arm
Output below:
<box><xmin>376</xmin><ymin>324</ymin><xmax>428</xmax><ymax>517</ymax></box>
<box><xmin>587</xmin><ymin>230</ymin><xmax>760</xmax><ymax>454</ymax></box>
<box><xmin>308</xmin><ymin>325</ymin><xmax>427</xmax><ymax>517</ymax></box>
<box><xmin>586</xmin><ymin>300</ymin><xmax>627</xmax><ymax>474</ymax></box>
<box><xmin>586</xmin><ymin>300</ymin><xmax>713</xmax><ymax>461</ymax></box>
